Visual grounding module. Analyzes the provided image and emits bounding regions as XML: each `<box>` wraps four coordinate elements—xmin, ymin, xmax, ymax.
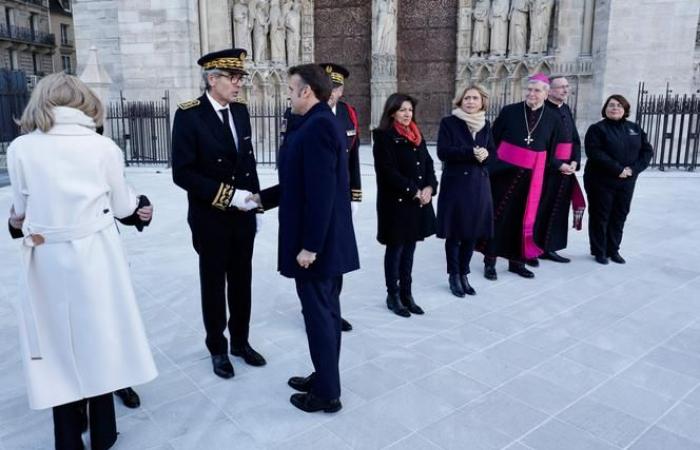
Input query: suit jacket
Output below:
<box><xmin>336</xmin><ymin>101</ymin><xmax>362</xmax><ymax>201</ymax></box>
<box><xmin>172</xmin><ymin>94</ymin><xmax>261</xmax><ymax>217</ymax></box>
<box><xmin>260</xmin><ymin>102</ymin><xmax>359</xmax><ymax>279</ymax></box>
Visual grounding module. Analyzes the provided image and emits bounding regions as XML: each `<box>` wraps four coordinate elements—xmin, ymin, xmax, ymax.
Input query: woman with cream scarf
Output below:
<box><xmin>436</xmin><ymin>85</ymin><xmax>494</xmax><ymax>297</ymax></box>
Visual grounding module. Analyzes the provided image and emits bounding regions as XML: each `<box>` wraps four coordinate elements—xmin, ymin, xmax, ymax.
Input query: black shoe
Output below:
<box><xmin>541</xmin><ymin>251</ymin><xmax>571</xmax><ymax>263</ymax></box>
<box><xmin>484</xmin><ymin>265</ymin><xmax>497</xmax><ymax>280</ymax></box>
<box><xmin>290</xmin><ymin>393</ymin><xmax>342</xmax><ymax>413</ymax></box>
<box><xmin>231</xmin><ymin>344</ymin><xmax>267</xmax><ymax>367</ymax></box>
<box><xmin>341</xmin><ymin>318</ymin><xmax>353</xmax><ymax>332</ymax></box>
<box><xmin>460</xmin><ymin>274</ymin><xmax>476</xmax><ymax>296</ymax></box>
<box><xmin>448</xmin><ymin>274</ymin><xmax>465</xmax><ymax>297</ymax></box>
<box><xmin>508</xmin><ymin>263</ymin><xmax>535</xmax><ymax>278</ymax></box>
<box><xmin>288</xmin><ymin>373</ymin><xmax>315</xmax><ymax>393</ymax></box>
<box><xmin>525</xmin><ymin>258</ymin><xmax>540</xmax><ymax>267</ymax></box>
<box><xmin>114</xmin><ymin>387</ymin><xmax>140</xmax><ymax>409</ymax></box>
<box><xmin>594</xmin><ymin>255</ymin><xmax>609</xmax><ymax>265</ymax></box>
<box><xmin>386</xmin><ymin>293</ymin><xmax>410</xmax><ymax>317</ymax></box>
<box><xmin>401</xmin><ymin>293</ymin><xmax>425</xmax><ymax>315</ymax></box>
<box><xmin>609</xmin><ymin>252</ymin><xmax>626</xmax><ymax>264</ymax></box>
<box><xmin>212</xmin><ymin>354</ymin><xmax>234</xmax><ymax>379</ymax></box>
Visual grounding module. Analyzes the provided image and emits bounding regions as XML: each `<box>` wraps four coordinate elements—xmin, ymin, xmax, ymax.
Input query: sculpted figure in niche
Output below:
<box><xmin>252</xmin><ymin>0</ymin><xmax>270</xmax><ymax>62</ymax></box>
<box><xmin>489</xmin><ymin>0</ymin><xmax>509</xmax><ymax>57</ymax></box>
<box><xmin>284</xmin><ymin>0</ymin><xmax>301</xmax><ymax>65</ymax></box>
<box><xmin>529</xmin><ymin>0</ymin><xmax>554</xmax><ymax>54</ymax></box>
<box><xmin>375</xmin><ymin>0</ymin><xmax>397</xmax><ymax>55</ymax></box>
<box><xmin>508</xmin><ymin>0</ymin><xmax>529</xmax><ymax>57</ymax></box>
<box><xmin>232</xmin><ymin>0</ymin><xmax>253</xmax><ymax>52</ymax></box>
<box><xmin>269</xmin><ymin>0</ymin><xmax>286</xmax><ymax>62</ymax></box>
<box><xmin>471</xmin><ymin>0</ymin><xmax>490</xmax><ymax>57</ymax></box>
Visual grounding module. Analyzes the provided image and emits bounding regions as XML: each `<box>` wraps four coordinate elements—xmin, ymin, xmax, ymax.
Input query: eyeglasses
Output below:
<box><xmin>217</xmin><ymin>73</ymin><xmax>247</xmax><ymax>84</ymax></box>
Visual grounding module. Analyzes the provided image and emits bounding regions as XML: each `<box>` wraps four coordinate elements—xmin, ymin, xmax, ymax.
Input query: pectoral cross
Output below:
<box><xmin>524</xmin><ymin>134</ymin><xmax>533</xmax><ymax>146</ymax></box>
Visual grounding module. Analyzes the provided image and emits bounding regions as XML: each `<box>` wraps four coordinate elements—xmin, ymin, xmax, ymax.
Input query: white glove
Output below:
<box><xmin>351</xmin><ymin>201</ymin><xmax>359</xmax><ymax>217</ymax></box>
<box><xmin>230</xmin><ymin>189</ymin><xmax>259</xmax><ymax>211</ymax></box>
<box><xmin>256</xmin><ymin>214</ymin><xmax>263</xmax><ymax>233</ymax></box>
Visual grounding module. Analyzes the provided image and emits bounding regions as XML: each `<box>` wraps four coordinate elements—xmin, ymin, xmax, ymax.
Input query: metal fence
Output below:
<box><xmin>0</xmin><ymin>70</ymin><xmax>29</xmax><ymax>169</ymax></box>
<box><xmin>636</xmin><ymin>82</ymin><xmax>700</xmax><ymax>171</ymax></box>
<box><xmin>105</xmin><ymin>92</ymin><xmax>172</xmax><ymax>166</ymax></box>
<box><xmin>249</xmin><ymin>103</ymin><xmax>286</xmax><ymax>166</ymax></box>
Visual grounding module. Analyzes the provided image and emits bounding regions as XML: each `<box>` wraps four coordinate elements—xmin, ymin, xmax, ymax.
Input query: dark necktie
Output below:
<box><xmin>220</xmin><ymin>108</ymin><xmax>238</xmax><ymax>153</ymax></box>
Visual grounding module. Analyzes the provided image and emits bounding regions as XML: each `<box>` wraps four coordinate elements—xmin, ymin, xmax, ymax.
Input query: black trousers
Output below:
<box><xmin>193</xmin><ymin>212</ymin><xmax>256</xmax><ymax>355</ymax></box>
<box><xmin>384</xmin><ymin>242</ymin><xmax>416</xmax><ymax>295</ymax></box>
<box><xmin>295</xmin><ymin>276</ymin><xmax>343</xmax><ymax>400</ymax></box>
<box><xmin>584</xmin><ymin>176</ymin><xmax>635</xmax><ymax>257</ymax></box>
<box><xmin>53</xmin><ymin>393</ymin><xmax>116</xmax><ymax>450</ymax></box>
<box><xmin>445</xmin><ymin>239</ymin><xmax>475</xmax><ymax>275</ymax></box>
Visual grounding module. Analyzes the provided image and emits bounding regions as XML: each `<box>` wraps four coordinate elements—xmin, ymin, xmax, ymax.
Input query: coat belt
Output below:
<box><xmin>20</xmin><ymin>214</ymin><xmax>116</xmax><ymax>360</ymax></box>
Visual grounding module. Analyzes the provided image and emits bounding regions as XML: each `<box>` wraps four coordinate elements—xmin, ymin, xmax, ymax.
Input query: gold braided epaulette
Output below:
<box><xmin>178</xmin><ymin>99</ymin><xmax>200</xmax><ymax>110</ymax></box>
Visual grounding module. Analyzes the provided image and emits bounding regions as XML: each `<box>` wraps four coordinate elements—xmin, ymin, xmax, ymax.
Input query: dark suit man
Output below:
<box><xmin>258</xmin><ymin>64</ymin><xmax>359</xmax><ymax>413</ymax></box>
<box><xmin>172</xmin><ymin>48</ymin><xmax>266</xmax><ymax>379</ymax></box>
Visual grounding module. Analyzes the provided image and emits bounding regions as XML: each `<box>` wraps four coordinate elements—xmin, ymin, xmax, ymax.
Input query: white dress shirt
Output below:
<box><xmin>206</xmin><ymin>91</ymin><xmax>239</xmax><ymax>149</ymax></box>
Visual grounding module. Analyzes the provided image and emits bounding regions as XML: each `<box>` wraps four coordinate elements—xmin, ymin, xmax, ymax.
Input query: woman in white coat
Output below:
<box><xmin>6</xmin><ymin>73</ymin><xmax>157</xmax><ymax>450</ymax></box>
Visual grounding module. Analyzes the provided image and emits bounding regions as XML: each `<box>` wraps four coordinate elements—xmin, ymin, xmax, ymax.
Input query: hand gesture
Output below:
<box><xmin>474</xmin><ymin>146</ymin><xmax>489</xmax><ymax>163</ymax></box>
<box><xmin>419</xmin><ymin>186</ymin><xmax>433</xmax><ymax>205</ymax></box>
<box><xmin>296</xmin><ymin>249</ymin><xmax>317</xmax><ymax>269</ymax></box>
<box><xmin>137</xmin><ymin>204</ymin><xmax>153</xmax><ymax>222</ymax></box>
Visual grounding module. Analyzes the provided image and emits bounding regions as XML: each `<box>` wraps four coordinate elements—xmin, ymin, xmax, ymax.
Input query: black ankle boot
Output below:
<box><xmin>386</xmin><ymin>293</ymin><xmax>410</xmax><ymax>317</ymax></box>
<box><xmin>460</xmin><ymin>274</ymin><xmax>476</xmax><ymax>296</ymax></box>
<box><xmin>401</xmin><ymin>292</ymin><xmax>424</xmax><ymax>315</ymax></box>
<box><xmin>448</xmin><ymin>274</ymin><xmax>465</xmax><ymax>297</ymax></box>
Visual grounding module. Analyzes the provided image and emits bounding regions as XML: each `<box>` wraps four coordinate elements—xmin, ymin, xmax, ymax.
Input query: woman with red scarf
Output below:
<box><xmin>373</xmin><ymin>93</ymin><xmax>438</xmax><ymax>317</ymax></box>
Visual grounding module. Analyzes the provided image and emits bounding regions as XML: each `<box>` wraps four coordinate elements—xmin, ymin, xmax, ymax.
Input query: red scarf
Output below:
<box><xmin>393</xmin><ymin>121</ymin><xmax>422</xmax><ymax>146</ymax></box>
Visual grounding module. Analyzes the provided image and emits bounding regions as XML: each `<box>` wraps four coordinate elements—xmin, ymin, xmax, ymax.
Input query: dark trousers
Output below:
<box><xmin>445</xmin><ymin>239</ymin><xmax>475</xmax><ymax>275</ymax></box>
<box><xmin>295</xmin><ymin>276</ymin><xmax>343</xmax><ymax>400</ymax></box>
<box><xmin>584</xmin><ymin>177</ymin><xmax>635</xmax><ymax>257</ymax></box>
<box><xmin>384</xmin><ymin>242</ymin><xmax>416</xmax><ymax>295</ymax></box>
<box><xmin>483</xmin><ymin>254</ymin><xmax>523</xmax><ymax>268</ymax></box>
<box><xmin>53</xmin><ymin>393</ymin><xmax>116</xmax><ymax>450</ymax></box>
<box><xmin>194</xmin><ymin>212</ymin><xmax>256</xmax><ymax>355</ymax></box>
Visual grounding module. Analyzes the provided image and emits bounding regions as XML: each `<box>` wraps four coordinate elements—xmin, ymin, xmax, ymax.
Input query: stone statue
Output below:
<box><xmin>284</xmin><ymin>0</ymin><xmax>301</xmax><ymax>65</ymax></box>
<box><xmin>252</xmin><ymin>0</ymin><xmax>270</xmax><ymax>62</ymax></box>
<box><xmin>232</xmin><ymin>0</ymin><xmax>252</xmax><ymax>52</ymax></box>
<box><xmin>489</xmin><ymin>0</ymin><xmax>509</xmax><ymax>57</ymax></box>
<box><xmin>471</xmin><ymin>0</ymin><xmax>490</xmax><ymax>57</ymax></box>
<box><xmin>375</xmin><ymin>0</ymin><xmax>397</xmax><ymax>55</ymax></box>
<box><xmin>508</xmin><ymin>0</ymin><xmax>529</xmax><ymax>57</ymax></box>
<box><xmin>269</xmin><ymin>0</ymin><xmax>286</xmax><ymax>62</ymax></box>
<box><xmin>529</xmin><ymin>0</ymin><xmax>554</xmax><ymax>54</ymax></box>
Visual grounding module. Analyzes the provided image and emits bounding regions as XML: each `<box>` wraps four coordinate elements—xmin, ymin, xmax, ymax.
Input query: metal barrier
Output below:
<box><xmin>0</xmin><ymin>69</ymin><xmax>29</xmax><ymax>169</ymax></box>
<box><xmin>249</xmin><ymin>104</ymin><xmax>285</xmax><ymax>166</ymax></box>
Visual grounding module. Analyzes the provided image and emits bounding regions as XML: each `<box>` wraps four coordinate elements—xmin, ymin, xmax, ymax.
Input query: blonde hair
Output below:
<box><xmin>453</xmin><ymin>84</ymin><xmax>489</xmax><ymax>111</ymax></box>
<box><xmin>19</xmin><ymin>72</ymin><xmax>104</xmax><ymax>133</ymax></box>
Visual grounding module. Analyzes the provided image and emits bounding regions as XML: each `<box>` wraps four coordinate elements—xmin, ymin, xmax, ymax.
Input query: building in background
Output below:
<box><xmin>49</xmin><ymin>0</ymin><xmax>75</xmax><ymax>74</ymax></box>
<box><xmin>0</xmin><ymin>0</ymin><xmax>55</xmax><ymax>77</ymax></box>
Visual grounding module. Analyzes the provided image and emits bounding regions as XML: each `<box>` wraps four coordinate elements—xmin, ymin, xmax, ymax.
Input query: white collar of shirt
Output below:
<box><xmin>331</xmin><ymin>105</ymin><xmax>337</xmax><ymax>115</ymax></box>
<box><xmin>206</xmin><ymin>91</ymin><xmax>239</xmax><ymax>147</ymax></box>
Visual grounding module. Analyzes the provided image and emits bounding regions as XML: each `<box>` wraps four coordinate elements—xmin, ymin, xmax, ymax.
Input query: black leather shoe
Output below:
<box><xmin>609</xmin><ymin>252</ymin><xmax>626</xmax><ymax>264</ymax></box>
<box><xmin>290</xmin><ymin>393</ymin><xmax>342</xmax><ymax>413</ymax></box>
<box><xmin>525</xmin><ymin>258</ymin><xmax>540</xmax><ymax>267</ymax></box>
<box><xmin>288</xmin><ymin>373</ymin><xmax>315</xmax><ymax>392</ymax></box>
<box><xmin>341</xmin><ymin>318</ymin><xmax>353</xmax><ymax>332</ymax></box>
<box><xmin>231</xmin><ymin>344</ymin><xmax>267</xmax><ymax>367</ymax></box>
<box><xmin>386</xmin><ymin>293</ymin><xmax>410</xmax><ymax>317</ymax></box>
<box><xmin>115</xmin><ymin>387</ymin><xmax>140</xmax><ymax>409</ymax></box>
<box><xmin>212</xmin><ymin>354</ymin><xmax>234</xmax><ymax>379</ymax></box>
<box><xmin>541</xmin><ymin>251</ymin><xmax>571</xmax><ymax>263</ymax></box>
<box><xmin>448</xmin><ymin>274</ymin><xmax>465</xmax><ymax>297</ymax></box>
<box><xmin>401</xmin><ymin>293</ymin><xmax>424</xmax><ymax>315</ymax></box>
<box><xmin>484</xmin><ymin>265</ymin><xmax>497</xmax><ymax>280</ymax></box>
<box><xmin>460</xmin><ymin>275</ymin><xmax>476</xmax><ymax>296</ymax></box>
<box><xmin>594</xmin><ymin>255</ymin><xmax>609</xmax><ymax>265</ymax></box>
<box><xmin>508</xmin><ymin>263</ymin><xmax>535</xmax><ymax>278</ymax></box>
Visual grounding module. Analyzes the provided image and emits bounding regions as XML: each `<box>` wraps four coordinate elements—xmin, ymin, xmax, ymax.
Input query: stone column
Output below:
<box><xmin>199</xmin><ymin>0</ymin><xmax>232</xmax><ymax>53</ymax></box>
<box><xmin>300</xmin><ymin>0</ymin><xmax>314</xmax><ymax>63</ymax></box>
<box><xmin>371</xmin><ymin>0</ymin><xmax>397</xmax><ymax>129</ymax></box>
<box><xmin>455</xmin><ymin>0</ymin><xmax>473</xmax><ymax>93</ymax></box>
<box><xmin>580</xmin><ymin>0</ymin><xmax>594</xmax><ymax>56</ymax></box>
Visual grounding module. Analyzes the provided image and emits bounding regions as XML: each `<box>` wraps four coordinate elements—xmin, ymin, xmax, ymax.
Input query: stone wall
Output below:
<box><xmin>314</xmin><ymin>0</ymin><xmax>372</xmax><ymax>142</ymax></box>
<box><xmin>397</xmin><ymin>0</ymin><xmax>458</xmax><ymax>141</ymax></box>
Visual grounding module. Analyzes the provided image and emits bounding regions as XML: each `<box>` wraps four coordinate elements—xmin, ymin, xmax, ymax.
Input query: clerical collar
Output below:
<box><xmin>547</xmin><ymin>99</ymin><xmax>564</xmax><ymax>108</ymax></box>
<box><xmin>526</xmin><ymin>102</ymin><xmax>544</xmax><ymax>111</ymax></box>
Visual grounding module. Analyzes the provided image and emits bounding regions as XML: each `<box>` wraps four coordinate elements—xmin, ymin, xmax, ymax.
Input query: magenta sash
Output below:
<box><xmin>497</xmin><ymin>141</ymin><xmax>546</xmax><ymax>259</ymax></box>
<box><xmin>554</xmin><ymin>143</ymin><xmax>586</xmax><ymax>230</ymax></box>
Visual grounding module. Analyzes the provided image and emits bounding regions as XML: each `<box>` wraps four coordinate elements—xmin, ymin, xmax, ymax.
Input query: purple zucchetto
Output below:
<box><xmin>528</xmin><ymin>73</ymin><xmax>550</xmax><ymax>85</ymax></box>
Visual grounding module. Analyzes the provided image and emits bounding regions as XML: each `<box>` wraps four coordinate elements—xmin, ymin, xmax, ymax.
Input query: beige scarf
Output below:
<box><xmin>452</xmin><ymin>108</ymin><xmax>486</xmax><ymax>137</ymax></box>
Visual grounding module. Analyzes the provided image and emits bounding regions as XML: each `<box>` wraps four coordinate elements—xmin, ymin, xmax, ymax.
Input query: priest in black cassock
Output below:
<box><xmin>479</xmin><ymin>73</ymin><xmax>564</xmax><ymax>280</ymax></box>
<box><xmin>535</xmin><ymin>76</ymin><xmax>586</xmax><ymax>263</ymax></box>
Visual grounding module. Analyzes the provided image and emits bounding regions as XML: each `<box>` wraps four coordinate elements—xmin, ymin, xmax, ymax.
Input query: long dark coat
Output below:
<box><xmin>436</xmin><ymin>115</ymin><xmax>494</xmax><ymax>240</ymax></box>
<box><xmin>372</xmin><ymin>127</ymin><xmax>438</xmax><ymax>246</ymax></box>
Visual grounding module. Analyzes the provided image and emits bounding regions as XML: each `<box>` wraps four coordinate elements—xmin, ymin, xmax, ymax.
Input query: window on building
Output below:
<box><xmin>63</xmin><ymin>0</ymin><xmax>72</xmax><ymax>13</ymax></box>
<box><xmin>5</xmin><ymin>8</ymin><xmax>14</xmax><ymax>29</ymax></box>
<box><xmin>62</xmin><ymin>55</ymin><xmax>72</xmax><ymax>74</ymax></box>
<box><xmin>32</xmin><ymin>53</ymin><xmax>38</xmax><ymax>74</ymax></box>
<box><xmin>8</xmin><ymin>50</ymin><xmax>18</xmax><ymax>70</ymax></box>
<box><xmin>60</xmin><ymin>24</ymin><xmax>69</xmax><ymax>45</ymax></box>
<box><xmin>30</xmin><ymin>14</ymin><xmax>37</xmax><ymax>39</ymax></box>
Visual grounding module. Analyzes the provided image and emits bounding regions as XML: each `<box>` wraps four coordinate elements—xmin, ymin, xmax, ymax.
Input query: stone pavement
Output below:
<box><xmin>1</xmin><ymin>163</ymin><xmax>700</xmax><ymax>450</ymax></box>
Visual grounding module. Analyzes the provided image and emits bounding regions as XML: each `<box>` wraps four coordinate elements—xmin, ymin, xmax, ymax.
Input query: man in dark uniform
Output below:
<box><xmin>536</xmin><ymin>76</ymin><xmax>585</xmax><ymax>263</ymax></box>
<box><xmin>172</xmin><ymin>48</ymin><xmax>266</xmax><ymax>379</ymax></box>
<box><xmin>258</xmin><ymin>64</ymin><xmax>359</xmax><ymax>413</ymax></box>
